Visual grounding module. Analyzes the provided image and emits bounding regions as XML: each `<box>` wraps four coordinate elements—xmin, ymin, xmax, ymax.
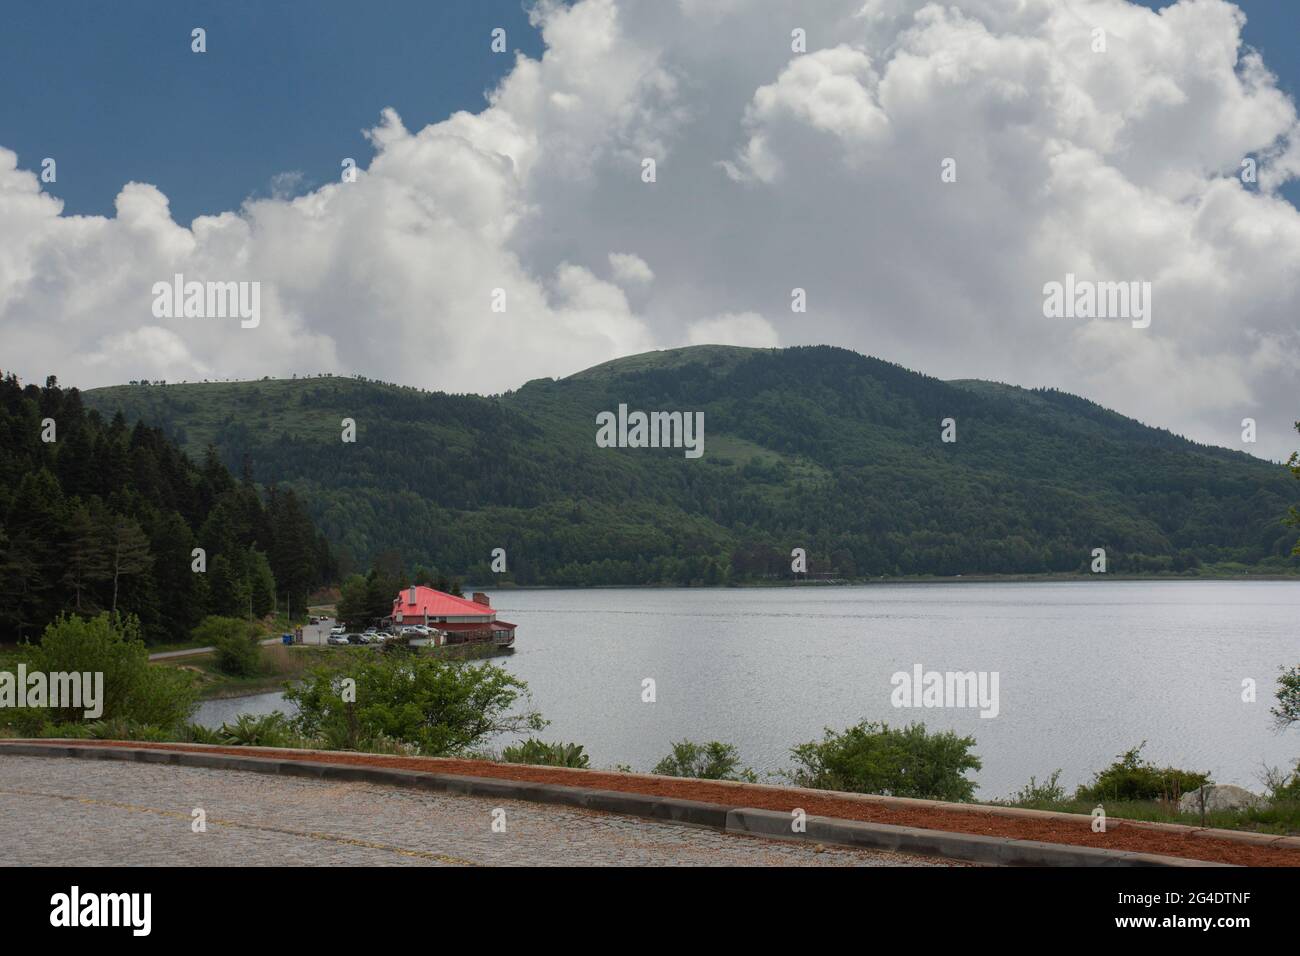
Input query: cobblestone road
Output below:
<box><xmin>0</xmin><ymin>755</ymin><xmax>950</xmax><ymax>866</ymax></box>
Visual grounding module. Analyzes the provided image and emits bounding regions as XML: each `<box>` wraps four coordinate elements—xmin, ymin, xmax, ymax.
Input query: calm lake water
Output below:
<box><xmin>195</xmin><ymin>581</ymin><xmax>1300</xmax><ymax>798</ymax></box>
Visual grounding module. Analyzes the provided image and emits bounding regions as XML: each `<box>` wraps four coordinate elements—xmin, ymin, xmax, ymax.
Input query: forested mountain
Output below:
<box><xmin>82</xmin><ymin>345</ymin><xmax>1298</xmax><ymax>586</ymax></box>
<box><xmin>0</xmin><ymin>373</ymin><xmax>336</xmax><ymax>642</ymax></box>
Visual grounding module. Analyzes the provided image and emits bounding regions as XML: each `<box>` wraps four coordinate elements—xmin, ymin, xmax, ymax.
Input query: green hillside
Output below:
<box><xmin>83</xmin><ymin>345</ymin><xmax>1299</xmax><ymax>584</ymax></box>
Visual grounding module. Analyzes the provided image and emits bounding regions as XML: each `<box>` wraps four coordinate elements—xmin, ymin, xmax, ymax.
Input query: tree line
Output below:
<box><xmin>0</xmin><ymin>373</ymin><xmax>336</xmax><ymax>643</ymax></box>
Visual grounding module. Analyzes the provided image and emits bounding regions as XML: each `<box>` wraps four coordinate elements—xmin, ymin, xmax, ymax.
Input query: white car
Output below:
<box><xmin>330</xmin><ymin>625</ymin><xmax>346</xmax><ymax>636</ymax></box>
<box><xmin>327</xmin><ymin>633</ymin><xmax>349</xmax><ymax>646</ymax></box>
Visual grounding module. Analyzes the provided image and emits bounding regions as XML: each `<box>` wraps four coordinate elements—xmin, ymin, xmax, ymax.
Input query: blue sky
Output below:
<box><xmin>2</xmin><ymin>0</ymin><xmax>1295</xmax><ymax>222</ymax></box>
<box><xmin>0</xmin><ymin>0</ymin><xmax>544</xmax><ymax>223</ymax></box>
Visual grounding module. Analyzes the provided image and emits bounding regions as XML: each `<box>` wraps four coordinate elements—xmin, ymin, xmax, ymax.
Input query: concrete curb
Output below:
<box><xmin>0</xmin><ymin>742</ymin><xmax>1235</xmax><ymax>867</ymax></box>
<box><xmin>724</xmin><ymin>808</ymin><xmax>1222</xmax><ymax>867</ymax></box>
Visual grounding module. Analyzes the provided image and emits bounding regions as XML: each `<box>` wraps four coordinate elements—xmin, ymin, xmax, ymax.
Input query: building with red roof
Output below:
<box><xmin>390</xmin><ymin>586</ymin><xmax>516</xmax><ymax>647</ymax></box>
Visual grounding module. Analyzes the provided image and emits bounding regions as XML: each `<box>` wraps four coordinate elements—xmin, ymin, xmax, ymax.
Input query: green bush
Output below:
<box><xmin>285</xmin><ymin>654</ymin><xmax>545</xmax><ymax>756</ymax></box>
<box><xmin>3</xmin><ymin>707</ymin><xmax>51</xmax><ymax>737</ymax></box>
<box><xmin>1075</xmin><ymin>743</ymin><xmax>1210</xmax><ymax>802</ymax></box>
<box><xmin>82</xmin><ymin>718</ymin><xmax>170</xmax><ymax>742</ymax></box>
<box><xmin>1264</xmin><ymin>759</ymin><xmax>1300</xmax><ymax>802</ymax></box>
<box><xmin>785</xmin><ymin>721</ymin><xmax>982</xmax><ymax>801</ymax></box>
<box><xmin>178</xmin><ymin>722</ymin><xmax>225</xmax><ymax>745</ymax></box>
<box><xmin>28</xmin><ymin>613</ymin><xmax>197</xmax><ymax>729</ymax></box>
<box><xmin>35</xmin><ymin>721</ymin><xmax>93</xmax><ymax>739</ymax></box>
<box><xmin>501</xmin><ymin>738</ymin><xmax>590</xmax><ymax>768</ymax></box>
<box><xmin>218</xmin><ymin>712</ymin><xmax>292</xmax><ymax>747</ymax></box>
<box><xmin>30</xmin><ymin>718</ymin><xmax>169</xmax><ymax>742</ymax></box>
<box><xmin>193</xmin><ymin>616</ymin><xmax>263</xmax><ymax>677</ymax></box>
<box><xmin>652</xmin><ymin>740</ymin><xmax>756</xmax><ymax>782</ymax></box>
<box><xmin>1274</xmin><ymin>665</ymin><xmax>1300</xmax><ymax>730</ymax></box>
<box><xmin>1007</xmin><ymin>770</ymin><xmax>1068</xmax><ymax>807</ymax></box>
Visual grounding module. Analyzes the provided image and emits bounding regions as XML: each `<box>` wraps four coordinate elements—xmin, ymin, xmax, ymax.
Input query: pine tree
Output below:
<box><xmin>147</xmin><ymin>509</ymin><xmax>204</xmax><ymax>637</ymax></box>
<box><xmin>62</xmin><ymin>503</ymin><xmax>111</xmax><ymax>612</ymax></box>
<box><xmin>105</xmin><ymin>515</ymin><xmax>152</xmax><ymax>613</ymax></box>
<box><xmin>247</xmin><ymin>546</ymin><xmax>276</xmax><ymax>618</ymax></box>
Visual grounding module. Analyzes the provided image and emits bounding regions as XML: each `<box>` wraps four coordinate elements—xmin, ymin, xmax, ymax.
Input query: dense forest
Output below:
<box><xmin>84</xmin><ymin>345</ymin><xmax>1299</xmax><ymax>586</ymax></box>
<box><xmin>0</xmin><ymin>373</ymin><xmax>336</xmax><ymax>643</ymax></box>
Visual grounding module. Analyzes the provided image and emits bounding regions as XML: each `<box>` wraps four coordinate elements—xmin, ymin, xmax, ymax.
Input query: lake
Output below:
<box><xmin>195</xmin><ymin>580</ymin><xmax>1300</xmax><ymax>798</ymax></box>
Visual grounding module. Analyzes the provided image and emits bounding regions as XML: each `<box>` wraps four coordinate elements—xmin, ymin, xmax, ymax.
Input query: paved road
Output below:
<box><xmin>148</xmin><ymin>617</ymin><xmax>336</xmax><ymax>660</ymax></box>
<box><xmin>0</xmin><ymin>755</ymin><xmax>950</xmax><ymax>866</ymax></box>
<box><xmin>148</xmin><ymin>637</ymin><xmax>283</xmax><ymax>661</ymax></box>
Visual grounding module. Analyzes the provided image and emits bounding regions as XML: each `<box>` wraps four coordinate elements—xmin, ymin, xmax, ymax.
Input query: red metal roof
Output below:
<box><xmin>391</xmin><ymin>586</ymin><xmax>496</xmax><ymax>621</ymax></box>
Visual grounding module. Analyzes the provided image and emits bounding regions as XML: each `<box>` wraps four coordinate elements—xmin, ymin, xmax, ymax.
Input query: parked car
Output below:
<box><xmin>327</xmin><ymin>633</ymin><xmax>349</xmax><ymax>646</ymax></box>
<box><xmin>330</xmin><ymin>625</ymin><xmax>346</xmax><ymax>636</ymax></box>
<box><xmin>346</xmin><ymin>633</ymin><xmax>367</xmax><ymax>645</ymax></box>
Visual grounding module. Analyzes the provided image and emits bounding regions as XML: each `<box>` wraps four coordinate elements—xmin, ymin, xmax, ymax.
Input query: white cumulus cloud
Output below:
<box><xmin>686</xmin><ymin>312</ymin><xmax>780</xmax><ymax>348</ymax></box>
<box><xmin>2</xmin><ymin>0</ymin><xmax>1299</xmax><ymax>459</ymax></box>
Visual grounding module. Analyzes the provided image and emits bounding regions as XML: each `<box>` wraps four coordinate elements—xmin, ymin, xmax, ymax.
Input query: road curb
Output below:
<box><xmin>0</xmin><ymin>741</ymin><xmax>1233</xmax><ymax>866</ymax></box>
<box><xmin>723</xmin><ymin>808</ymin><xmax>1222</xmax><ymax>867</ymax></box>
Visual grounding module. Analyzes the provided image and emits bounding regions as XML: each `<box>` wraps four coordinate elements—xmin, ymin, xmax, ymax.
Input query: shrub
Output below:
<box><xmin>84</xmin><ymin>717</ymin><xmax>135</xmax><ymax>740</ymax></box>
<box><xmin>285</xmin><ymin>654</ymin><xmax>545</xmax><ymax>756</ymax></box>
<box><xmin>178</xmin><ymin>722</ymin><xmax>225</xmax><ymax>745</ymax></box>
<box><xmin>1262</xmin><ymin>759</ymin><xmax>1300</xmax><ymax>802</ymax></box>
<box><xmin>1075</xmin><ymin>742</ymin><xmax>1209</xmax><ymax>802</ymax></box>
<box><xmin>1008</xmin><ymin>770</ymin><xmax>1068</xmax><ymax>807</ymax></box>
<box><xmin>194</xmin><ymin>616</ymin><xmax>263</xmax><ymax>677</ymax></box>
<box><xmin>219</xmin><ymin>712</ymin><xmax>292</xmax><ymax>747</ymax></box>
<box><xmin>3</xmin><ymin>707</ymin><xmax>50</xmax><ymax>737</ymax></box>
<box><xmin>652</xmin><ymin>740</ymin><xmax>756</xmax><ymax>782</ymax></box>
<box><xmin>1274</xmin><ymin>665</ymin><xmax>1300</xmax><ymax>730</ymax></box>
<box><xmin>35</xmin><ymin>721</ymin><xmax>92</xmax><ymax>739</ymax></box>
<box><xmin>785</xmin><ymin>721</ymin><xmax>981</xmax><ymax>801</ymax></box>
<box><xmin>501</xmin><ymin>738</ymin><xmax>590</xmax><ymax>768</ymax></box>
<box><xmin>81</xmin><ymin>718</ymin><xmax>170</xmax><ymax>742</ymax></box>
<box><xmin>30</xmin><ymin>613</ymin><xmax>197</xmax><ymax>729</ymax></box>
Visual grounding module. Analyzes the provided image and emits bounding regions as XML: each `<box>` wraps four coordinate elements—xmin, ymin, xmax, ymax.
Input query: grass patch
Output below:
<box><xmin>158</xmin><ymin>644</ymin><xmax>330</xmax><ymax>700</ymax></box>
<box><xmin>994</xmin><ymin>767</ymin><xmax>1300</xmax><ymax>836</ymax></box>
<box><xmin>991</xmin><ymin>794</ymin><xmax>1300</xmax><ymax>835</ymax></box>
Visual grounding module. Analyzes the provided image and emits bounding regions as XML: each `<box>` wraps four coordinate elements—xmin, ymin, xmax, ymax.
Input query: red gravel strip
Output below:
<box><xmin>11</xmin><ymin>740</ymin><xmax>1298</xmax><ymax>866</ymax></box>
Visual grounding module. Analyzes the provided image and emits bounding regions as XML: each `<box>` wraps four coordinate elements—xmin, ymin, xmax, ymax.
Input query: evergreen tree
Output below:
<box><xmin>62</xmin><ymin>503</ymin><xmax>110</xmax><ymax>612</ymax></box>
<box><xmin>0</xmin><ymin>374</ymin><xmax>342</xmax><ymax>642</ymax></box>
<box><xmin>105</xmin><ymin>515</ymin><xmax>152</xmax><ymax>613</ymax></box>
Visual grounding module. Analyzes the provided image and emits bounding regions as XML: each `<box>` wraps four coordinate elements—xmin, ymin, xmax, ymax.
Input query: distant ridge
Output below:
<box><xmin>84</xmin><ymin>345</ymin><xmax>1297</xmax><ymax>584</ymax></box>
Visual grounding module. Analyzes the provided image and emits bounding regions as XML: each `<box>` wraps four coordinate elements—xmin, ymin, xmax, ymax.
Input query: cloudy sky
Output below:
<box><xmin>2</xmin><ymin>0</ymin><xmax>1299</xmax><ymax>459</ymax></box>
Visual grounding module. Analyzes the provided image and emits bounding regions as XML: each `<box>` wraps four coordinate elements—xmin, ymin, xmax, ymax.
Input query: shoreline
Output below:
<box><xmin>463</xmin><ymin>572</ymin><xmax>1300</xmax><ymax>591</ymax></box>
